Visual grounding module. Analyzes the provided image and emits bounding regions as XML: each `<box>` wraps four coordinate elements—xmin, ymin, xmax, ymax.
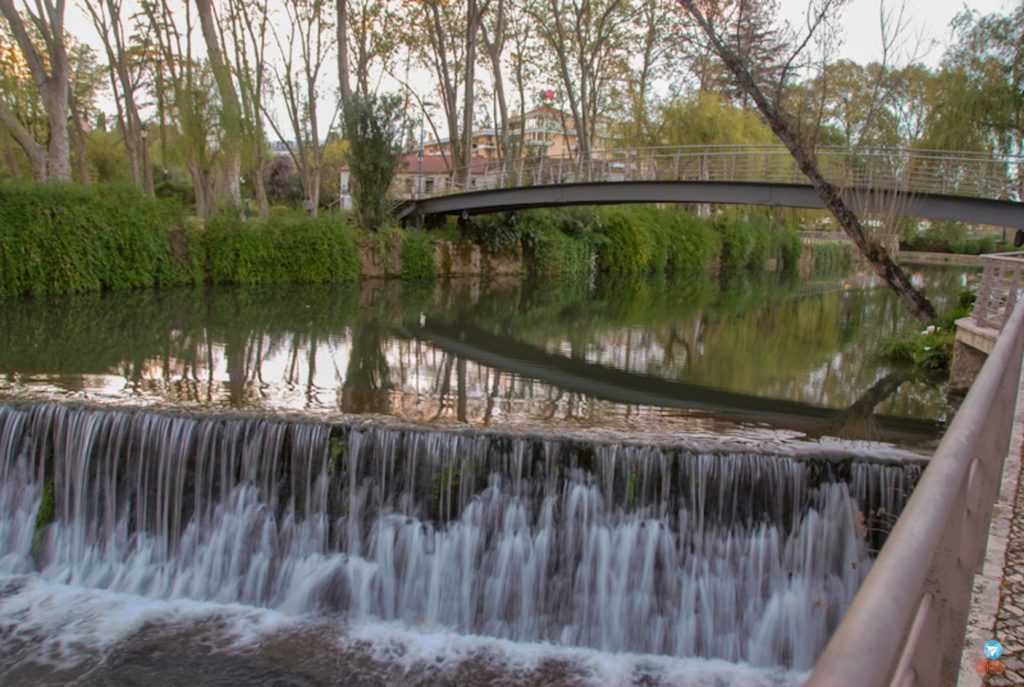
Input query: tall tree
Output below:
<box><xmin>225</xmin><ymin>0</ymin><xmax>272</xmax><ymax>216</ymax></box>
<box><xmin>345</xmin><ymin>0</ymin><xmax>398</xmax><ymax>97</ymax></box>
<box><xmin>676</xmin><ymin>0</ymin><xmax>936</xmax><ymax>321</ymax></box>
<box><xmin>195</xmin><ymin>0</ymin><xmax>243</xmax><ymax>206</ymax></box>
<box><xmin>0</xmin><ymin>0</ymin><xmax>70</xmax><ymax>180</ymax></box>
<box><xmin>267</xmin><ymin>0</ymin><xmax>336</xmax><ymax>214</ymax></box>
<box><xmin>140</xmin><ymin>0</ymin><xmax>220</xmax><ymax>216</ymax></box>
<box><xmin>336</xmin><ymin>0</ymin><xmax>350</xmax><ymax>101</ymax></box>
<box><xmin>82</xmin><ymin>0</ymin><xmax>152</xmax><ymax>193</ymax></box>
<box><xmin>461</xmin><ymin>0</ymin><xmax>484</xmax><ymax>185</ymax></box>
<box><xmin>930</xmin><ymin>6</ymin><xmax>1023</xmax><ymax>198</ymax></box>
<box><xmin>527</xmin><ymin>0</ymin><xmax>632</xmax><ymax>159</ymax></box>
<box><xmin>404</xmin><ymin>0</ymin><xmax>467</xmax><ymax>172</ymax></box>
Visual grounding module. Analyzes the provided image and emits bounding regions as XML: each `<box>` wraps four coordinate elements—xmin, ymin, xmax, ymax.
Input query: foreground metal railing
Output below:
<box><xmin>973</xmin><ymin>252</ymin><xmax>1024</xmax><ymax>330</ymax></box>
<box><xmin>404</xmin><ymin>145</ymin><xmax>1023</xmax><ymax>204</ymax></box>
<box><xmin>807</xmin><ymin>287</ymin><xmax>1024</xmax><ymax>685</ymax></box>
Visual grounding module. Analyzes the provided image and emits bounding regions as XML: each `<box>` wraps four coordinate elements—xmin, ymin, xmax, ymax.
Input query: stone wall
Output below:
<box><xmin>358</xmin><ymin>236</ymin><xmax>523</xmax><ymax>279</ymax></box>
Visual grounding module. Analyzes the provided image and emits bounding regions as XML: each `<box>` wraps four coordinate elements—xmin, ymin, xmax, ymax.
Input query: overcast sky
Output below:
<box><xmin>793</xmin><ymin>0</ymin><xmax>1014</xmax><ymax>66</ymax></box>
<box><xmin>63</xmin><ymin>0</ymin><xmax>1015</xmax><ymax>68</ymax></box>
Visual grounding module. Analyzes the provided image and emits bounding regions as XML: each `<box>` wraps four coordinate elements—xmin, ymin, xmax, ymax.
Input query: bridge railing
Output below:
<box><xmin>806</xmin><ymin>269</ymin><xmax>1024</xmax><ymax>686</ymax></box>
<box><xmin>973</xmin><ymin>252</ymin><xmax>1024</xmax><ymax>330</ymax></box>
<box><xmin>406</xmin><ymin>145</ymin><xmax>1022</xmax><ymax>204</ymax></box>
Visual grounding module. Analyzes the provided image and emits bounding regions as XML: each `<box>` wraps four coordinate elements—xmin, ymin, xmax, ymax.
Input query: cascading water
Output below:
<box><xmin>0</xmin><ymin>401</ymin><xmax>922</xmax><ymax>683</ymax></box>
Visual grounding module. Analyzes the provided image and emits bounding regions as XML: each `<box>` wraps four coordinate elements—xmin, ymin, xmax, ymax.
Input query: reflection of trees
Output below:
<box><xmin>828</xmin><ymin>371</ymin><xmax>914</xmax><ymax>441</ymax></box>
<box><xmin>341</xmin><ymin>320</ymin><xmax>392</xmax><ymax>414</ymax></box>
<box><xmin>0</xmin><ymin>267</ymin><xmax>973</xmax><ymax>431</ymax></box>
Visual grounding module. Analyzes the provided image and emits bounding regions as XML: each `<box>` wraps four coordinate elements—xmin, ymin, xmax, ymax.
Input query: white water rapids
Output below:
<box><xmin>0</xmin><ymin>402</ymin><xmax>921</xmax><ymax>685</ymax></box>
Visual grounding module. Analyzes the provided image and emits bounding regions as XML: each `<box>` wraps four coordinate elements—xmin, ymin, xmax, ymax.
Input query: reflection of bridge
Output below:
<box><xmin>397</xmin><ymin>320</ymin><xmax>943</xmax><ymax>444</ymax></box>
<box><xmin>396</xmin><ymin>145</ymin><xmax>1024</xmax><ymax>227</ymax></box>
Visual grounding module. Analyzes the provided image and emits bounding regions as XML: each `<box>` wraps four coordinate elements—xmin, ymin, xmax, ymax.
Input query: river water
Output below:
<box><xmin>0</xmin><ymin>265</ymin><xmax>971</xmax><ymax>685</ymax></box>
<box><xmin>0</xmin><ymin>266</ymin><xmax>971</xmax><ymax>447</ymax></box>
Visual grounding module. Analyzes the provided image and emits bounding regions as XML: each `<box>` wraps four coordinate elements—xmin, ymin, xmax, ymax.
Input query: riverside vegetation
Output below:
<box><xmin>0</xmin><ymin>183</ymin><xmax>818</xmax><ymax>296</ymax></box>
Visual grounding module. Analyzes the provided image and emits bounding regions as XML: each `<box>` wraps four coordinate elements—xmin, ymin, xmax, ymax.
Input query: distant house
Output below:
<box><xmin>338</xmin><ymin>152</ymin><xmax>499</xmax><ymax>208</ymax></box>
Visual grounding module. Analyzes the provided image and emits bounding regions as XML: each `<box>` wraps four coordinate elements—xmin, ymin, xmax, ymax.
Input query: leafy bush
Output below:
<box><xmin>0</xmin><ymin>183</ymin><xmax>195</xmax><ymax>295</ymax></box>
<box><xmin>202</xmin><ymin>211</ymin><xmax>359</xmax><ymax>285</ymax></box>
<box><xmin>463</xmin><ymin>213</ymin><xmax>525</xmax><ymax>252</ymax></box>
<box><xmin>716</xmin><ymin>213</ymin><xmax>799</xmax><ymax>272</ymax></box>
<box><xmin>399</xmin><ymin>229</ymin><xmax>438</xmax><ymax>279</ymax></box>
<box><xmin>342</xmin><ymin>93</ymin><xmax>405</xmax><ymax>232</ymax></box>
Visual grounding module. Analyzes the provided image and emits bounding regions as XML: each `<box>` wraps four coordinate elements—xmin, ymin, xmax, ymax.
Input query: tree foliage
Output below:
<box><xmin>341</xmin><ymin>92</ymin><xmax>405</xmax><ymax>231</ymax></box>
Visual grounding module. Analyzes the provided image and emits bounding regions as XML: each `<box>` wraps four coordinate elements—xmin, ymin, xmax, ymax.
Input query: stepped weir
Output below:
<box><xmin>0</xmin><ymin>401</ymin><xmax>923</xmax><ymax>680</ymax></box>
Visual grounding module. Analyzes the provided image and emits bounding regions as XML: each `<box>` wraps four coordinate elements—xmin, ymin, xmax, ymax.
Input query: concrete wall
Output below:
<box><xmin>950</xmin><ymin>316</ymin><xmax>1000</xmax><ymax>395</ymax></box>
<box><xmin>357</xmin><ymin>236</ymin><xmax>523</xmax><ymax>279</ymax></box>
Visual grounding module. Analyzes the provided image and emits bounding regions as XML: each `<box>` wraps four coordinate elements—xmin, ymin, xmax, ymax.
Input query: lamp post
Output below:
<box><xmin>418</xmin><ymin>100</ymin><xmax>436</xmax><ymax>199</ymax></box>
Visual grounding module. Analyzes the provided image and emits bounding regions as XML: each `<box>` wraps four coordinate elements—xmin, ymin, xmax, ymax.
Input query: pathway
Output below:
<box><xmin>961</xmin><ymin>366</ymin><xmax>1024</xmax><ymax>686</ymax></box>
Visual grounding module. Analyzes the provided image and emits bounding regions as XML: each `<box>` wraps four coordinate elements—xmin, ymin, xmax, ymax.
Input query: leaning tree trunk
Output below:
<box><xmin>677</xmin><ymin>0</ymin><xmax>936</xmax><ymax>322</ymax></box>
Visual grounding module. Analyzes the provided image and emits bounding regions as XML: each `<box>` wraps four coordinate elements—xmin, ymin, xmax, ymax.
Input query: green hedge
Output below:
<box><xmin>592</xmin><ymin>206</ymin><xmax>796</xmax><ymax>275</ymax></box>
<box><xmin>0</xmin><ymin>183</ymin><xmax>195</xmax><ymax>295</ymax></box>
<box><xmin>203</xmin><ymin>212</ymin><xmax>359</xmax><ymax>285</ymax></box>
<box><xmin>0</xmin><ymin>184</ymin><xmax>360</xmax><ymax>295</ymax></box>
<box><xmin>716</xmin><ymin>212</ymin><xmax>800</xmax><ymax>273</ymax></box>
<box><xmin>0</xmin><ymin>186</ymin><xmax>809</xmax><ymax>296</ymax></box>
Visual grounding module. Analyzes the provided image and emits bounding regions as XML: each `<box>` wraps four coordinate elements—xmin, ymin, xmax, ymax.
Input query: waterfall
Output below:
<box><xmin>0</xmin><ymin>402</ymin><xmax>922</xmax><ymax>670</ymax></box>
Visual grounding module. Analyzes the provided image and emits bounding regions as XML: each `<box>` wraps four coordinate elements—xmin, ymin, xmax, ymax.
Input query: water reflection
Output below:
<box><xmin>0</xmin><ymin>267</ymin><xmax>972</xmax><ymax>446</ymax></box>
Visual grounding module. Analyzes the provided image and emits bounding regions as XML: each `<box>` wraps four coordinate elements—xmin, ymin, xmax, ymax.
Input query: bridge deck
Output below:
<box><xmin>394</xmin><ymin>145</ymin><xmax>1023</xmax><ymax>227</ymax></box>
<box><xmin>397</xmin><ymin>180</ymin><xmax>1024</xmax><ymax>227</ymax></box>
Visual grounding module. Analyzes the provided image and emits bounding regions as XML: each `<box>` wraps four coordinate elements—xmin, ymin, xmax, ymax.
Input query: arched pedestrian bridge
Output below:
<box><xmin>395</xmin><ymin>145</ymin><xmax>1024</xmax><ymax>227</ymax></box>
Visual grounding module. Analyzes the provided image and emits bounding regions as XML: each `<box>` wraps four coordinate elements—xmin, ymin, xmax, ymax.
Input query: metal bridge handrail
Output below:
<box><xmin>806</xmin><ymin>300</ymin><xmax>1024</xmax><ymax>686</ymax></box>
<box><xmin>400</xmin><ymin>144</ymin><xmax>1023</xmax><ymax>206</ymax></box>
<box><xmin>973</xmin><ymin>252</ymin><xmax>1024</xmax><ymax>330</ymax></box>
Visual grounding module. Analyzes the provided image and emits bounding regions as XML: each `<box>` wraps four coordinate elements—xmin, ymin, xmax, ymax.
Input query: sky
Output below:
<box><xmin>62</xmin><ymin>0</ymin><xmax>1016</xmax><ymax>69</ymax></box>
<box><xmin>792</xmin><ymin>0</ymin><xmax>1014</xmax><ymax>66</ymax></box>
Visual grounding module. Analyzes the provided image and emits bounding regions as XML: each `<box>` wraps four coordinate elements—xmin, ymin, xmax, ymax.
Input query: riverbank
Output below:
<box><xmin>0</xmin><ymin>183</ymin><xmax>837</xmax><ymax>296</ymax></box>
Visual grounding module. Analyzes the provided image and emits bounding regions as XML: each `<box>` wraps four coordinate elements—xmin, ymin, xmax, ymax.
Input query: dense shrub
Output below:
<box><xmin>0</xmin><ymin>183</ymin><xmax>195</xmax><ymax>295</ymax></box>
<box><xmin>399</xmin><ymin>229</ymin><xmax>438</xmax><ymax>279</ymax></box>
<box><xmin>203</xmin><ymin>211</ymin><xmax>359</xmax><ymax>285</ymax></box>
<box><xmin>716</xmin><ymin>213</ymin><xmax>800</xmax><ymax>272</ymax></box>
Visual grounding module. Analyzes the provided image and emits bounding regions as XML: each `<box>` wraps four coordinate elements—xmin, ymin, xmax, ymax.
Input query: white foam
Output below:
<box><xmin>0</xmin><ymin>576</ymin><xmax>805</xmax><ymax>686</ymax></box>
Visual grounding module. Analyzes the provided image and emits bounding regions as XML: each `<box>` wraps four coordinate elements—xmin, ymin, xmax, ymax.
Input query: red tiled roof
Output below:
<box><xmin>395</xmin><ymin>153</ymin><xmax>494</xmax><ymax>175</ymax></box>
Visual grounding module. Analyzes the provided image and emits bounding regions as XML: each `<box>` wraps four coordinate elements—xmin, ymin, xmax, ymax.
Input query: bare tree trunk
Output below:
<box><xmin>69</xmin><ymin>95</ymin><xmax>92</xmax><ymax>184</ymax></box>
<box><xmin>462</xmin><ymin>0</ymin><xmax>481</xmax><ymax>187</ymax></box>
<box><xmin>481</xmin><ymin>0</ymin><xmax>510</xmax><ymax>164</ymax></box>
<box><xmin>677</xmin><ymin>0</ymin><xmax>936</xmax><ymax>321</ymax></box>
<box><xmin>0</xmin><ymin>102</ymin><xmax>46</xmax><ymax>179</ymax></box>
<box><xmin>1</xmin><ymin>131</ymin><xmax>23</xmax><ymax>180</ymax></box>
<box><xmin>0</xmin><ymin>0</ymin><xmax>71</xmax><ymax>181</ymax></box>
<box><xmin>337</xmin><ymin>0</ymin><xmax>351</xmax><ymax>101</ymax></box>
<box><xmin>83</xmin><ymin>0</ymin><xmax>149</xmax><ymax>192</ymax></box>
<box><xmin>195</xmin><ymin>0</ymin><xmax>242</xmax><ymax>206</ymax></box>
